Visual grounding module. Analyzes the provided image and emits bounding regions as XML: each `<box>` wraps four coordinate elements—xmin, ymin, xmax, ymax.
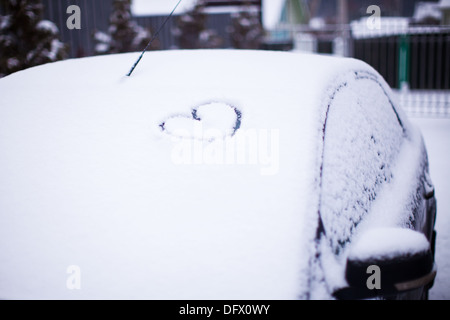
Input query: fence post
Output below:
<box><xmin>398</xmin><ymin>34</ymin><xmax>410</xmax><ymax>90</ymax></box>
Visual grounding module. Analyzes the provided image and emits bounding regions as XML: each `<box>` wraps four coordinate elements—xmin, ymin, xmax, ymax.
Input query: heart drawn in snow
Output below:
<box><xmin>160</xmin><ymin>102</ymin><xmax>242</xmax><ymax>141</ymax></box>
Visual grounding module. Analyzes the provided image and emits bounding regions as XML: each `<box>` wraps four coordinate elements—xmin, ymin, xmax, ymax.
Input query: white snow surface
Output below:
<box><xmin>0</xmin><ymin>50</ymin><xmax>423</xmax><ymax>299</ymax></box>
<box><xmin>36</xmin><ymin>20</ymin><xmax>59</xmax><ymax>35</ymax></box>
<box><xmin>164</xmin><ymin>102</ymin><xmax>237</xmax><ymax>140</ymax></box>
<box><xmin>440</xmin><ymin>0</ymin><xmax>450</xmax><ymax>9</ymax></box>
<box><xmin>349</xmin><ymin>228</ymin><xmax>430</xmax><ymax>262</ymax></box>
<box><xmin>308</xmin><ymin>69</ymin><xmax>428</xmax><ymax>295</ymax></box>
<box><xmin>262</xmin><ymin>0</ymin><xmax>285</xmax><ymax>30</ymax></box>
<box><xmin>351</xmin><ymin>16</ymin><xmax>447</xmax><ymax>39</ymax></box>
<box><xmin>131</xmin><ymin>0</ymin><xmax>196</xmax><ymax>16</ymax></box>
<box><xmin>0</xmin><ymin>15</ymin><xmax>10</xmax><ymax>30</ymax></box>
<box><xmin>320</xmin><ymin>73</ymin><xmax>405</xmax><ymax>255</ymax></box>
<box><xmin>351</xmin><ymin>17</ymin><xmax>410</xmax><ymax>39</ymax></box>
<box><xmin>413</xmin><ymin>2</ymin><xmax>442</xmax><ymax>22</ymax></box>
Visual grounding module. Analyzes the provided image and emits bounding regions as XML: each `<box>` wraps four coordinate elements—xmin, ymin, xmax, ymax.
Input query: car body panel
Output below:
<box><xmin>0</xmin><ymin>50</ymin><xmax>436</xmax><ymax>299</ymax></box>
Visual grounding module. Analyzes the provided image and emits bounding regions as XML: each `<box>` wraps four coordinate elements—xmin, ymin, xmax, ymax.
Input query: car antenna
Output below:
<box><xmin>126</xmin><ymin>0</ymin><xmax>183</xmax><ymax>77</ymax></box>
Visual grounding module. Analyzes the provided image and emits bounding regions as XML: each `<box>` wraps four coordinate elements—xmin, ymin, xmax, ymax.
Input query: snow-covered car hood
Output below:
<box><xmin>0</xmin><ymin>50</ymin><xmax>384</xmax><ymax>299</ymax></box>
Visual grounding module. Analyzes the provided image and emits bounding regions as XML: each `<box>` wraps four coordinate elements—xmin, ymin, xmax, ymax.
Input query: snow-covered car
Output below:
<box><xmin>0</xmin><ymin>50</ymin><xmax>436</xmax><ymax>300</ymax></box>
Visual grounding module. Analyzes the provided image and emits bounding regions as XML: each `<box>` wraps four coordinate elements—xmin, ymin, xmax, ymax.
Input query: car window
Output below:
<box><xmin>320</xmin><ymin>72</ymin><xmax>405</xmax><ymax>255</ymax></box>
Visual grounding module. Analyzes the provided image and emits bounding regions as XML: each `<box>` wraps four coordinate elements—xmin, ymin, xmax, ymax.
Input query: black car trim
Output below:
<box><xmin>394</xmin><ymin>265</ymin><xmax>437</xmax><ymax>292</ymax></box>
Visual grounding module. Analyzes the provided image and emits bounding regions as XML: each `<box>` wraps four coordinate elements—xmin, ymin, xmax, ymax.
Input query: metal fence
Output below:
<box><xmin>394</xmin><ymin>90</ymin><xmax>450</xmax><ymax>118</ymax></box>
<box><xmin>282</xmin><ymin>23</ymin><xmax>450</xmax><ymax>118</ymax></box>
<box><xmin>41</xmin><ymin>0</ymin><xmax>113</xmax><ymax>57</ymax></box>
<box><xmin>352</xmin><ymin>27</ymin><xmax>450</xmax><ymax>90</ymax></box>
<box><xmin>350</xmin><ymin>25</ymin><xmax>450</xmax><ymax>118</ymax></box>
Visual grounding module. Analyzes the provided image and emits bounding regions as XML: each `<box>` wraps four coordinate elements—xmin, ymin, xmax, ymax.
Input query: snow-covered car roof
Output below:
<box><xmin>0</xmin><ymin>50</ymin><xmax>409</xmax><ymax>299</ymax></box>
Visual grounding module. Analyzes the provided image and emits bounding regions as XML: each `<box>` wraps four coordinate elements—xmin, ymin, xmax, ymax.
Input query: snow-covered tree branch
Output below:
<box><xmin>0</xmin><ymin>0</ymin><xmax>67</xmax><ymax>77</ymax></box>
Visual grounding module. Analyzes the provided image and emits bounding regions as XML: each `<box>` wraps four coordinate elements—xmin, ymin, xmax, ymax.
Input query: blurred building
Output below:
<box><xmin>440</xmin><ymin>0</ymin><xmax>450</xmax><ymax>24</ymax></box>
<box><xmin>263</xmin><ymin>0</ymin><xmax>449</xmax><ymax>90</ymax></box>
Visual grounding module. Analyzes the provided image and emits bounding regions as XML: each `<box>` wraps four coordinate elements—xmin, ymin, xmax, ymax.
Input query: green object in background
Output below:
<box><xmin>282</xmin><ymin>0</ymin><xmax>310</xmax><ymax>25</ymax></box>
<box><xmin>398</xmin><ymin>34</ymin><xmax>410</xmax><ymax>89</ymax></box>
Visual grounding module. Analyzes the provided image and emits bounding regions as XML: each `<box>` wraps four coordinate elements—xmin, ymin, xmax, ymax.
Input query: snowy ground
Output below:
<box><xmin>410</xmin><ymin>117</ymin><xmax>450</xmax><ymax>300</ymax></box>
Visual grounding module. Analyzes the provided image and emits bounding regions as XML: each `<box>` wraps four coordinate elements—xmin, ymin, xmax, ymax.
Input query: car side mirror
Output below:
<box><xmin>333</xmin><ymin>228</ymin><xmax>436</xmax><ymax>300</ymax></box>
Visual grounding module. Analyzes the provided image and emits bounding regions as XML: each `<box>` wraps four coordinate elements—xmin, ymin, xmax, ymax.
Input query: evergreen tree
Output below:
<box><xmin>172</xmin><ymin>0</ymin><xmax>223</xmax><ymax>49</ymax></box>
<box><xmin>94</xmin><ymin>0</ymin><xmax>158</xmax><ymax>55</ymax></box>
<box><xmin>0</xmin><ymin>0</ymin><xmax>67</xmax><ymax>78</ymax></box>
<box><xmin>228</xmin><ymin>3</ymin><xmax>264</xmax><ymax>49</ymax></box>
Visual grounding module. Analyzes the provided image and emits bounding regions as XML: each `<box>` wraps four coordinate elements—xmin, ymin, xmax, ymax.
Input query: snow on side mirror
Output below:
<box><xmin>334</xmin><ymin>228</ymin><xmax>436</xmax><ymax>300</ymax></box>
